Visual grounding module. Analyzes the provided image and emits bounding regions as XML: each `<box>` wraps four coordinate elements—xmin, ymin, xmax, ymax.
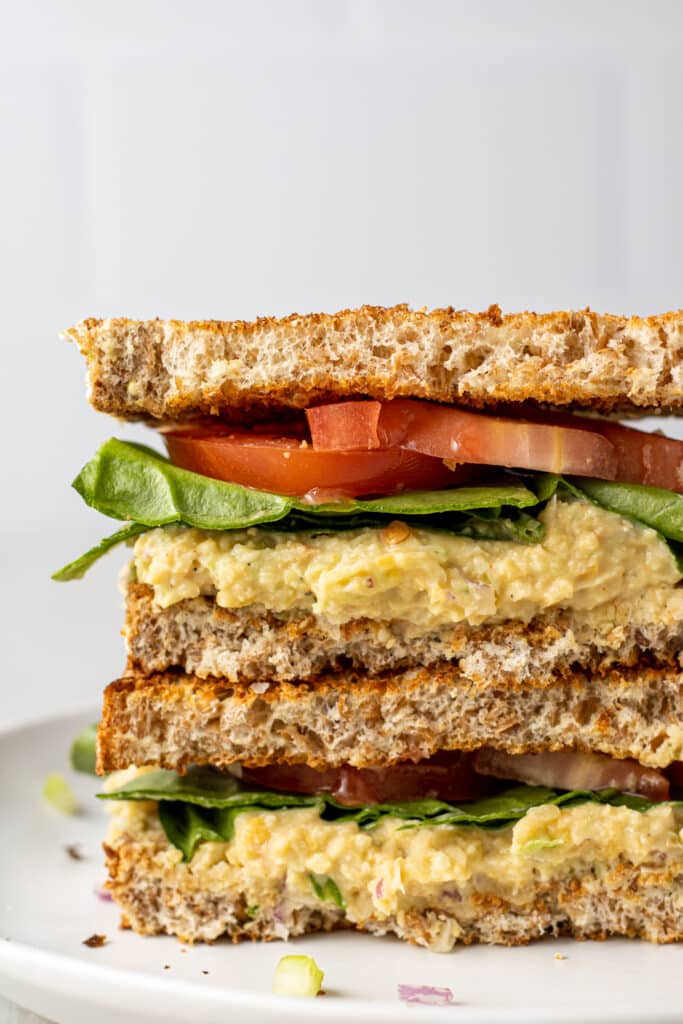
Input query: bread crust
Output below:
<box><xmin>65</xmin><ymin>304</ymin><xmax>683</xmax><ymax>420</ymax></box>
<box><xmin>96</xmin><ymin>664</ymin><xmax>683</xmax><ymax>773</ymax></box>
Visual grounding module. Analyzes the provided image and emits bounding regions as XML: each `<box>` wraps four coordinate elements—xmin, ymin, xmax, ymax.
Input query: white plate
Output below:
<box><xmin>1</xmin><ymin>712</ymin><xmax>683</xmax><ymax>1024</ymax></box>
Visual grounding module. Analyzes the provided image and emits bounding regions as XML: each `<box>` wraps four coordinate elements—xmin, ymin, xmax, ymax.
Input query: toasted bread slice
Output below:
<box><xmin>97</xmin><ymin>664</ymin><xmax>683</xmax><ymax>774</ymax></box>
<box><xmin>65</xmin><ymin>305</ymin><xmax>683</xmax><ymax>420</ymax></box>
<box><xmin>105</xmin><ymin>794</ymin><xmax>683</xmax><ymax>946</ymax></box>
<box><xmin>124</xmin><ymin>582</ymin><xmax>683</xmax><ymax>685</ymax></box>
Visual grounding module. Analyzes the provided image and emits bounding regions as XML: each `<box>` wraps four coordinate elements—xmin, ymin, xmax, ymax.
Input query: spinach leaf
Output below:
<box><xmin>55</xmin><ymin>439</ymin><xmax>683</xmax><ymax>582</ymax></box>
<box><xmin>72</xmin><ymin>439</ymin><xmax>540</xmax><ymax>525</ymax></box>
<box><xmin>157</xmin><ymin>802</ymin><xmax>228</xmax><ymax>860</ymax></box>
<box><xmin>52</xmin><ymin>522</ymin><xmax>149</xmax><ymax>582</ymax></box>
<box><xmin>54</xmin><ymin>439</ymin><xmax>542</xmax><ymax>578</ymax></box>
<box><xmin>72</xmin><ymin>439</ymin><xmax>292</xmax><ymax>529</ymax></box>
<box><xmin>571</xmin><ymin>477</ymin><xmax>683</xmax><ymax>542</ymax></box>
<box><xmin>100</xmin><ymin>765</ymin><xmax>321</xmax><ymax>809</ymax></box>
<box><xmin>100</xmin><ymin>766</ymin><xmax>670</xmax><ymax>862</ymax></box>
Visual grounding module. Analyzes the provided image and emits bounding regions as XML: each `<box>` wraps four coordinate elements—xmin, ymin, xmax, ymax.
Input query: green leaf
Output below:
<box><xmin>100</xmin><ymin>767</ymin><xmax>326</xmax><ymax>860</ymax></box>
<box><xmin>158</xmin><ymin>802</ymin><xmax>227</xmax><ymax>860</ymax></box>
<box><xmin>309</xmin><ymin>873</ymin><xmax>345</xmax><ymax>908</ymax></box>
<box><xmin>528</xmin><ymin>473</ymin><xmax>563</xmax><ymax>502</ymax></box>
<box><xmin>454</xmin><ymin>509</ymin><xmax>544</xmax><ymax>542</ymax></box>
<box><xmin>52</xmin><ymin>522</ymin><xmax>149</xmax><ymax>581</ymax></box>
<box><xmin>72</xmin><ymin>439</ymin><xmax>292</xmax><ymax>529</ymax></box>
<box><xmin>102</xmin><ymin>766</ymin><xmax>246</xmax><ymax>806</ymax></box>
<box><xmin>100</xmin><ymin>767</ymin><xmax>674</xmax><ymax>861</ymax></box>
<box><xmin>60</xmin><ymin>439</ymin><xmax>683</xmax><ymax>581</ymax></box>
<box><xmin>69</xmin><ymin>723</ymin><xmax>99</xmax><ymax>775</ymax></box>
<box><xmin>57</xmin><ymin>439</ymin><xmax>545</xmax><ymax>578</ymax></box>
<box><xmin>73</xmin><ymin>439</ymin><xmax>540</xmax><ymax>526</ymax></box>
<box><xmin>339</xmin><ymin>484</ymin><xmax>540</xmax><ymax>516</ymax></box>
<box><xmin>570</xmin><ymin>477</ymin><xmax>683</xmax><ymax>543</ymax></box>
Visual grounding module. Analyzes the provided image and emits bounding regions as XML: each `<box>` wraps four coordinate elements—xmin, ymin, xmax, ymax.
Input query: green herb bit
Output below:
<box><xmin>309</xmin><ymin>872</ymin><xmax>345</xmax><ymax>908</ymax></box>
<box><xmin>43</xmin><ymin>773</ymin><xmax>78</xmax><ymax>815</ymax></box>
<box><xmin>273</xmin><ymin>954</ymin><xmax>324</xmax><ymax>998</ymax></box>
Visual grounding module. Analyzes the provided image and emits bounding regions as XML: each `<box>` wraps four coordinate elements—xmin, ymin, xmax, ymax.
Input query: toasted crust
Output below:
<box><xmin>65</xmin><ymin>304</ymin><xmax>683</xmax><ymax>420</ymax></box>
<box><xmin>124</xmin><ymin>582</ymin><xmax>683</xmax><ymax>684</ymax></box>
<box><xmin>104</xmin><ymin>802</ymin><xmax>683</xmax><ymax>947</ymax></box>
<box><xmin>96</xmin><ymin>664</ymin><xmax>683</xmax><ymax>774</ymax></box>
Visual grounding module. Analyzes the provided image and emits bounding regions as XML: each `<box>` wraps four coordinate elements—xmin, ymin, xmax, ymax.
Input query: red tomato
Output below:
<box><xmin>164</xmin><ymin>429</ymin><xmax>466</xmax><ymax>499</ymax></box>
<box><xmin>307</xmin><ymin>399</ymin><xmax>683</xmax><ymax>492</ymax></box>
<box><xmin>241</xmin><ymin>748</ymin><xmax>670</xmax><ymax>805</ymax></box>
<box><xmin>578</xmin><ymin>420</ymin><xmax>683</xmax><ymax>492</ymax></box>
<box><xmin>306</xmin><ymin>401</ymin><xmax>382</xmax><ymax>450</ymax></box>
<box><xmin>240</xmin><ymin>752</ymin><xmax>497</xmax><ymax>806</ymax></box>
<box><xmin>307</xmin><ymin>399</ymin><xmax>618</xmax><ymax>479</ymax></box>
<box><xmin>472</xmin><ymin>748</ymin><xmax>669</xmax><ymax>802</ymax></box>
<box><xmin>503</xmin><ymin>409</ymin><xmax>683</xmax><ymax>493</ymax></box>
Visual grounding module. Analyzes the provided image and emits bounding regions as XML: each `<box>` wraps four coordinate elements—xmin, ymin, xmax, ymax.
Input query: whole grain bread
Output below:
<box><xmin>96</xmin><ymin>664</ymin><xmax>683</xmax><ymax>774</ymax></box>
<box><xmin>104</xmin><ymin>799</ymin><xmax>683</xmax><ymax>948</ymax></box>
<box><xmin>125</xmin><ymin>582</ymin><xmax>683</xmax><ymax>684</ymax></box>
<box><xmin>65</xmin><ymin>305</ymin><xmax>683</xmax><ymax>420</ymax></box>
<box><xmin>107</xmin><ymin>869</ymin><xmax>683</xmax><ymax>947</ymax></box>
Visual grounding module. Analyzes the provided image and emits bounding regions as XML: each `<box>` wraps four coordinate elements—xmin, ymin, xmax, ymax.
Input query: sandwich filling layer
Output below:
<box><xmin>131</xmin><ymin>498</ymin><xmax>682</xmax><ymax>634</ymax></box>
<box><xmin>104</xmin><ymin>777</ymin><xmax>683</xmax><ymax>948</ymax></box>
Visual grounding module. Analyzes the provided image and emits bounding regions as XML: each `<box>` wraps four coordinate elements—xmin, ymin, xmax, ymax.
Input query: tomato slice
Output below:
<box><xmin>165</xmin><ymin>402</ymin><xmax>683</xmax><ymax>496</ymax></box>
<box><xmin>241</xmin><ymin>748</ymin><xmax>670</xmax><ymax>804</ymax></box>
<box><xmin>305</xmin><ymin>401</ymin><xmax>381</xmax><ymax>451</ymax></box>
<box><xmin>472</xmin><ymin>748</ymin><xmax>669</xmax><ymax>801</ymax></box>
<box><xmin>307</xmin><ymin>399</ymin><xmax>618</xmax><ymax>479</ymax></box>
<box><xmin>506</xmin><ymin>409</ymin><xmax>683</xmax><ymax>493</ymax></box>
<box><xmin>164</xmin><ymin>429</ymin><xmax>466</xmax><ymax>499</ymax></box>
<box><xmin>240</xmin><ymin>752</ymin><xmax>497</xmax><ymax>806</ymax></box>
<box><xmin>577</xmin><ymin>420</ymin><xmax>683</xmax><ymax>492</ymax></box>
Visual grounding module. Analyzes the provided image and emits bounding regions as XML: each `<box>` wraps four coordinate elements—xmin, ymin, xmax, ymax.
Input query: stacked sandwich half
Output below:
<box><xmin>58</xmin><ymin>305</ymin><xmax>683</xmax><ymax>949</ymax></box>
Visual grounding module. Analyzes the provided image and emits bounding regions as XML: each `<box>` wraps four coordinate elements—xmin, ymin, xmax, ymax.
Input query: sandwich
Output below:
<box><xmin>57</xmin><ymin>304</ymin><xmax>683</xmax><ymax>950</ymax></box>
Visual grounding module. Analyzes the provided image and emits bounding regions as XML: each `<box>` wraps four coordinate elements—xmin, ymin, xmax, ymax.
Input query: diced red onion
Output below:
<box><xmin>398</xmin><ymin>984</ymin><xmax>454</xmax><ymax>1006</ymax></box>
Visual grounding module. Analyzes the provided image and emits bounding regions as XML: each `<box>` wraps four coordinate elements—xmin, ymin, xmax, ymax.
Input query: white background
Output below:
<box><xmin>2</xmin><ymin>0</ymin><xmax>683</xmax><ymax>729</ymax></box>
